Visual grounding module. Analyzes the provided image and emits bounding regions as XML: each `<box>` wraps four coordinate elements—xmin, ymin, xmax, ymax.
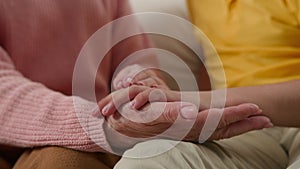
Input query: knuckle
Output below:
<box><xmin>128</xmin><ymin>85</ymin><xmax>139</xmax><ymax>96</ymax></box>
<box><xmin>108</xmin><ymin>117</ymin><xmax>126</xmax><ymax>132</ymax></box>
<box><xmin>137</xmin><ymin>88</ymin><xmax>150</xmax><ymax>99</ymax></box>
<box><xmin>114</xmin><ymin>121</ymin><xmax>126</xmax><ymax>132</ymax></box>
<box><xmin>141</xmin><ymin>92</ymin><xmax>149</xmax><ymax>100</ymax></box>
<box><xmin>210</xmin><ymin>130</ymin><xmax>224</xmax><ymax>141</ymax></box>
<box><xmin>186</xmin><ymin>127</ymin><xmax>200</xmax><ymax>142</ymax></box>
<box><xmin>195</xmin><ymin>111</ymin><xmax>207</xmax><ymax>125</ymax></box>
<box><xmin>163</xmin><ymin>104</ymin><xmax>177</xmax><ymax>122</ymax></box>
<box><xmin>219</xmin><ymin>117</ymin><xmax>229</xmax><ymax>128</ymax></box>
<box><xmin>227</xmin><ymin>107</ymin><xmax>238</xmax><ymax>115</ymax></box>
<box><xmin>222</xmin><ymin>128</ymin><xmax>233</xmax><ymax>139</ymax></box>
<box><xmin>149</xmin><ymin>89</ymin><xmax>165</xmax><ymax>102</ymax></box>
<box><xmin>129</xmin><ymin>85</ymin><xmax>138</xmax><ymax>91</ymax></box>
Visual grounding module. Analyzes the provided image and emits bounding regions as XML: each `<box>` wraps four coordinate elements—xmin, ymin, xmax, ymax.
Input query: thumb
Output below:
<box><xmin>146</xmin><ymin>102</ymin><xmax>198</xmax><ymax>125</ymax></box>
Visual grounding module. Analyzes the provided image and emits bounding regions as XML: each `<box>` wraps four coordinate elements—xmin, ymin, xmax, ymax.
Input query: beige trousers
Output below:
<box><xmin>115</xmin><ymin>127</ymin><xmax>300</xmax><ymax>169</ymax></box>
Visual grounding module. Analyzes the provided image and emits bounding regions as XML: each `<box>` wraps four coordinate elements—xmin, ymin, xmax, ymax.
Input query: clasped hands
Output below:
<box><xmin>99</xmin><ymin>65</ymin><xmax>273</xmax><ymax>150</ymax></box>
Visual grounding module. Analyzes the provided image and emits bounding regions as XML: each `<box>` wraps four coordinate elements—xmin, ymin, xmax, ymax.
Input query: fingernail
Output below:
<box><xmin>136</xmin><ymin>81</ymin><xmax>145</xmax><ymax>86</ymax></box>
<box><xmin>250</xmin><ymin>104</ymin><xmax>259</xmax><ymax>109</ymax></box>
<box><xmin>264</xmin><ymin>122</ymin><xmax>274</xmax><ymax>128</ymax></box>
<box><xmin>249</xmin><ymin>104</ymin><xmax>262</xmax><ymax>114</ymax></box>
<box><xmin>101</xmin><ymin>103</ymin><xmax>111</xmax><ymax>115</ymax></box>
<box><xmin>151</xmin><ymin>84</ymin><xmax>159</xmax><ymax>88</ymax></box>
<box><xmin>91</xmin><ymin>107</ymin><xmax>101</xmax><ymax>117</ymax></box>
<box><xmin>249</xmin><ymin>104</ymin><xmax>260</xmax><ymax>113</ymax></box>
<box><xmin>117</xmin><ymin>81</ymin><xmax>123</xmax><ymax>89</ymax></box>
<box><xmin>181</xmin><ymin>105</ymin><xmax>198</xmax><ymax>119</ymax></box>
<box><xmin>126</xmin><ymin>77</ymin><xmax>133</xmax><ymax>83</ymax></box>
<box><xmin>130</xmin><ymin>100</ymin><xmax>136</xmax><ymax>108</ymax></box>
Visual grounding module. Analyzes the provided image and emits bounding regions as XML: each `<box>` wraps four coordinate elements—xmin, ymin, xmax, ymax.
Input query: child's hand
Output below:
<box><xmin>113</xmin><ymin>64</ymin><xmax>169</xmax><ymax>90</ymax></box>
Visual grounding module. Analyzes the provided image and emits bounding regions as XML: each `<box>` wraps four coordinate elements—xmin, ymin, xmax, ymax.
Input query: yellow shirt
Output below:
<box><xmin>188</xmin><ymin>0</ymin><xmax>300</xmax><ymax>88</ymax></box>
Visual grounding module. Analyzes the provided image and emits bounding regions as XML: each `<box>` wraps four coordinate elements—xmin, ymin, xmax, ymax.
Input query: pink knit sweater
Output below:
<box><xmin>0</xmin><ymin>0</ymin><xmax>151</xmax><ymax>152</ymax></box>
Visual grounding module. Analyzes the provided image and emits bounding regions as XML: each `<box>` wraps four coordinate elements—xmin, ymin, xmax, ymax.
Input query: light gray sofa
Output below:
<box><xmin>129</xmin><ymin>0</ymin><xmax>210</xmax><ymax>91</ymax></box>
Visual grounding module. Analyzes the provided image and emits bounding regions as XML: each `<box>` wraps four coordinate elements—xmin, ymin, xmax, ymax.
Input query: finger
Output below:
<box><xmin>108</xmin><ymin>111</ymin><xmax>167</xmax><ymax>139</ymax></box>
<box><xmin>108</xmin><ymin>102</ymin><xmax>198</xmax><ymax>140</ymax></box>
<box><xmin>113</xmin><ymin>80</ymin><xmax>124</xmax><ymax>90</ymax></box>
<box><xmin>122</xmin><ymin>76</ymin><xmax>134</xmax><ymax>89</ymax></box>
<box><xmin>113</xmin><ymin>64</ymin><xmax>142</xmax><ymax>90</ymax></box>
<box><xmin>121</xmin><ymin>65</ymin><xmax>147</xmax><ymax>88</ymax></box>
<box><xmin>145</xmin><ymin>102</ymin><xmax>198</xmax><ymax>125</ymax></box>
<box><xmin>98</xmin><ymin>95</ymin><xmax>113</xmax><ymax>116</ymax></box>
<box><xmin>152</xmin><ymin>77</ymin><xmax>169</xmax><ymax>89</ymax></box>
<box><xmin>133</xmin><ymin>74</ymin><xmax>169</xmax><ymax>90</ymax></box>
<box><xmin>100</xmin><ymin>88</ymin><xmax>131</xmax><ymax>116</ymax></box>
<box><xmin>101</xmin><ymin>85</ymin><xmax>150</xmax><ymax>116</ymax></box>
<box><xmin>131</xmin><ymin>71</ymin><xmax>150</xmax><ymax>83</ymax></box>
<box><xmin>113</xmin><ymin>103</ymin><xmax>170</xmax><ymax>138</ymax></box>
<box><xmin>132</xmin><ymin>89</ymin><xmax>181</xmax><ymax>110</ymax></box>
<box><xmin>210</xmin><ymin>116</ymin><xmax>273</xmax><ymax>140</ymax></box>
<box><xmin>132</xmin><ymin>88</ymin><xmax>169</xmax><ymax>109</ymax></box>
<box><xmin>132</xmin><ymin>78</ymin><xmax>158</xmax><ymax>88</ymax></box>
<box><xmin>130</xmin><ymin>89</ymin><xmax>152</xmax><ymax>109</ymax></box>
<box><xmin>130</xmin><ymin>68</ymin><xmax>169</xmax><ymax>88</ymax></box>
<box><xmin>217</xmin><ymin>103</ymin><xmax>262</xmax><ymax>128</ymax></box>
<box><xmin>192</xmin><ymin>103</ymin><xmax>261</xmax><ymax>142</ymax></box>
<box><xmin>141</xmin><ymin>102</ymin><xmax>198</xmax><ymax>140</ymax></box>
<box><xmin>113</xmin><ymin>68</ymin><xmax>132</xmax><ymax>90</ymax></box>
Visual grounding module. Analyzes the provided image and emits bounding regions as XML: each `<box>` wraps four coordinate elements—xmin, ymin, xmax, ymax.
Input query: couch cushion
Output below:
<box><xmin>129</xmin><ymin>0</ymin><xmax>210</xmax><ymax>90</ymax></box>
<box><xmin>129</xmin><ymin>0</ymin><xmax>190</xmax><ymax>20</ymax></box>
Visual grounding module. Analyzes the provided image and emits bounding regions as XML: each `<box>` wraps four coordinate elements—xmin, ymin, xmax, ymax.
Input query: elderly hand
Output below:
<box><xmin>103</xmin><ymin>101</ymin><xmax>273</xmax><ymax>151</ymax></box>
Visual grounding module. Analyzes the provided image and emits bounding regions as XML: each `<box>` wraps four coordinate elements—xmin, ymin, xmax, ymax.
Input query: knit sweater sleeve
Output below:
<box><xmin>0</xmin><ymin>47</ymin><xmax>111</xmax><ymax>152</ymax></box>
